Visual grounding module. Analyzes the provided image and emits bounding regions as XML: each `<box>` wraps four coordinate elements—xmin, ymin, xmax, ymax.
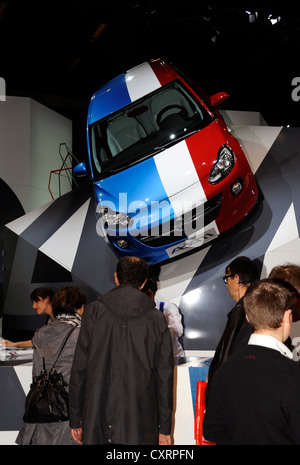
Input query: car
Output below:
<box><xmin>74</xmin><ymin>58</ymin><xmax>258</xmax><ymax>264</ymax></box>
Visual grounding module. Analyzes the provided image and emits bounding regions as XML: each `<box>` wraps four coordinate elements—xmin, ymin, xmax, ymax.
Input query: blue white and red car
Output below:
<box><xmin>74</xmin><ymin>58</ymin><xmax>258</xmax><ymax>264</ymax></box>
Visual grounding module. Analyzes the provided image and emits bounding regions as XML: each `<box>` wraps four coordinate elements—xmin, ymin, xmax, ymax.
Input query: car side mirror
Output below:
<box><xmin>73</xmin><ymin>162</ymin><xmax>88</xmax><ymax>177</ymax></box>
<box><xmin>209</xmin><ymin>92</ymin><xmax>229</xmax><ymax>109</ymax></box>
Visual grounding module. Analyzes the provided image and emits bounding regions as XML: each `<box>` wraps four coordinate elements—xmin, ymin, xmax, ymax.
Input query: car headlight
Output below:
<box><xmin>208</xmin><ymin>145</ymin><xmax>235</xmax><ymax>184</ymax></box>
<box><xmin>99</xmin><ymin>206</ymin><xmax>133</xmax><ymax>229</ymax></box>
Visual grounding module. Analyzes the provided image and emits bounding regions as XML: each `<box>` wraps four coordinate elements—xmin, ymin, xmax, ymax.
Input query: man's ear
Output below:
<box><xmin>235</xmin><ymin>274</ymin><xmax>242</xmax><ymax>286</ymax></box>
<box><xmin>139</xmin><ymin>279</ymin><xmax>147</xmax><ymax>290</ymax></box>
<box><xmin>282</xmin><ymin>308</ymin><xmax>293</xmax><ymax>324</ymax></box>
<box><xmin>114</xmin><ymin>272</ymin><xmax>120</xmax><ymax>286</ymax></box>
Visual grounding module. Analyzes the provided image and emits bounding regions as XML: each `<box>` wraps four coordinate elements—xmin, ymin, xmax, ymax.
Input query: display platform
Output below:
<box><xmin>0</xmin><ymin>348</ymin><xmax>32</xmax><ymax>445</ymax></box>
<box><xmin>0</xmin><ymin>350</ymin><xmax>212</xmax><ymax>445</ymax></box>
<box><xmin>0</xmin><ymin>347</ymin><xmax>33</xmax><ymax>366</ymax></box>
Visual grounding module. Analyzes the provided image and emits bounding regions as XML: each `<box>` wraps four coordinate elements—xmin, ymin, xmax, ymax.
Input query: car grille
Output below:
<box><xmin>136</xmin><ymin>193</ymin><xmax>222</xmax><ymax>248</ymax></box>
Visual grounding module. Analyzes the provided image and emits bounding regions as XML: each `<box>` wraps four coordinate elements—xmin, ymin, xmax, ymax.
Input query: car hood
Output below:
<box><xmin>94</xmin><ymin>120</ymin><xmax>230</xmax><ymax>214</ymax></box>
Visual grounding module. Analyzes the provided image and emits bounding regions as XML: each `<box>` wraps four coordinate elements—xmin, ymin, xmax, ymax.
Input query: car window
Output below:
<box><xmin>89</xmin><ymin>81</ymin><xmax>213</xmax><ymax>178</ymax></box>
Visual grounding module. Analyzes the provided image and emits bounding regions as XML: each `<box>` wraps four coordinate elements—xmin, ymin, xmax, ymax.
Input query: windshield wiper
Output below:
<box><xmin>154</xmin><ymin>128</ymin><xmax>199</xmax><ymax>151</ymax></box>
<box><xmin>103</xmin><ymin>146</ymin><xmax>166</xmax><ymax>175</ymax></box>
<box><xmin>101</xmin><ymin>129</ymin><xmax>200</xmax><ymax>176</ymax></box>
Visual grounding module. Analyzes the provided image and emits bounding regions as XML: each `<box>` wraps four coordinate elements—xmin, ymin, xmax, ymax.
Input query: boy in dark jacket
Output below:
<box><xmin>203</xmin><ymin>278</ymin><xmax>300</xmax><ymax>445</ymax></box>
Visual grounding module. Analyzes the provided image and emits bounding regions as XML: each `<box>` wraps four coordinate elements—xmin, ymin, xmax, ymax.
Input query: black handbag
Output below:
<box><xmin>23</xmin><ymin>326</ymin><xmax>75</xmax><ymax>424</ymax></box>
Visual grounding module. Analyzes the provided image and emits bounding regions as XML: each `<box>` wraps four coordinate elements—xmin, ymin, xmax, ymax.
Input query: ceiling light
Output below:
<box><xmin>245</xmin><ymin>11</ymin><xmax>258</xmax><ymax>23</ymax></box>
<box><xmin>268</xmin><ymin>14</ymin><xmax>281</xmax><ymax>25</ymax></box>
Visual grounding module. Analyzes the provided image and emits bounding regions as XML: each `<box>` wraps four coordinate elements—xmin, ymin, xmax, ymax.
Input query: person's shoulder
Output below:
<box><xmin>240</xmin><ymin>345</ymin><xmax>300</xmax><ymax>375</ymax></box>
<box><xmin>160</xmin><ymin>300</ymin><xmax>179</xmax><ymax>312</ymax></box>
<box><xmin>216</xmin><ymin>345</ymin><xmax>255</xmax><ymax>374</ymax></box>
<box><xmin>284</xmin><ymin>356</ymin><xmax>300</xmax><ymax>373</ymax></box>
<box><xmin>146</xmin><ymin>306</ymin><xmax>169</xmax><ymax>330</ymax></box>
<box><xmin>83</xmin><ymin>295</ymin><xmax>108</xmax><ymax>316</ymax></box>
<box><xmin>278</xmin><ymin>356</ymin><xmax>300</xmax><ymax>394</ymax></box>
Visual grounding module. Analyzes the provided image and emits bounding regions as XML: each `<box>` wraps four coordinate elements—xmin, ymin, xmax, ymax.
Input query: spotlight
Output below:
<box><xmin>268</xmin><ymin>14</ymin><xmax>281</xmax><ymax>25</ymax></box>
<box><xmin>245</xmin><ymin>10</ymin><xmax>258</xmax><ymax>23</ymax></box>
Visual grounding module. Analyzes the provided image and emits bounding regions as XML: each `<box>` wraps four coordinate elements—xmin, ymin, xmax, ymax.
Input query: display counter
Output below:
<box><xmin>0</xmin><ymin>349</ymin><xmax>212</xmax><ymax>445</ymax></box>
<box><xmin>0</xmin><ymin>348</ymin><xmax>33</xmax><ymax>445</ymax></box>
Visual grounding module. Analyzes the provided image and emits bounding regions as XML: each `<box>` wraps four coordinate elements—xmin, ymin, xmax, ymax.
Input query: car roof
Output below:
<box><xmin>87</xmin><ymin>58</ymin><xmax>179</xmax><ymax>125</ymax></box>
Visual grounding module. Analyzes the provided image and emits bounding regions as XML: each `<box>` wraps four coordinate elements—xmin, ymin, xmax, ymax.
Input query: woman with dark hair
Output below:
<box><xmin>4</xmin><ymin>287</ymin><xmax>54</xmax><ymax>348</ymax></box>
<box><xmin>16</xmin><ymin>286</ymin><xmax>87</xmax><ymax>445</ymax></box>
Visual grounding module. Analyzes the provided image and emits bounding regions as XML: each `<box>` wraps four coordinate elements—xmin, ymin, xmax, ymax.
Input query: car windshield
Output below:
<box><xmin>89</xmin><ymin>81</ymin><xmax>213</xmax><ymax>178</ymax></box>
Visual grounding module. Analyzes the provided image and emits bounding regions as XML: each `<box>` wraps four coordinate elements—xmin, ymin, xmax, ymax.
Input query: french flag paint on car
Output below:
<box><xmin>88</xmin><ymin>62</ymin><xmax>164</xmax><ymax>125</ymax></box>
<box><xmin>97</xmin><ymin>138</ymin><xmax>208</xmax><ymax>224</ymax></box>
<box><xmin>153</xmin><ymin>140</ymin><xmax>207</xmax><ymax>216</ymax></box>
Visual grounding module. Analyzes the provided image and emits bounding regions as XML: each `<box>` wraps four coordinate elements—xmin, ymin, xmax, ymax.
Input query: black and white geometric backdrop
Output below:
<box><xmin>3</xmin><ymin>114</ymin><xmax>300</xmax><ymax>351</ymax></box>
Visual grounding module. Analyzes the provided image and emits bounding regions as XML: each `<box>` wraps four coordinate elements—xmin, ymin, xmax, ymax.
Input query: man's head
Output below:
<box><xmin>115</xmin><ymin>256</ymin><xmax>149</xmax><ymax>289</ymax></box>
<box><xmin>141</xmin><ymin>277</ymin><xmax>158</xmax><ymax>300</ymax></box>
<box><xmin>269</xmin><ymin>264</ymin><xmax>300</xmax><ymax>321</ymax></box>
<box><xmin>223</xmin><ymin>256</ymin><xmax>260</xmax><ymax>302</ymax></box>
<box><xmin>244</xmin><ymin>279</ymin><xmax>294</xmax><ymax>341</ymax></box>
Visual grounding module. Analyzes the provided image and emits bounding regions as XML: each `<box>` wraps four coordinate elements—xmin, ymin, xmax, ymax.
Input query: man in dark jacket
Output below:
<box><xmin>205</xmin><ymin>256</ymin><xmax>259</xmax><ymax>405</ymax></box>
<box><xmin>69</xmin><ymin>256</ymin><xmax>174</xmax><ymax>445</ymax></box>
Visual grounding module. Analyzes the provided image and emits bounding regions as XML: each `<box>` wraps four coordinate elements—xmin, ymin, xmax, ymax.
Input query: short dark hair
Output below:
<box><xmin>116</xmin><ymin>256</ymin><xmax>149</xmax><ymax>288</ymax></box>
<box><xmin>244</xmin><ymin>279</ymin><xmax>294</xmax><ymax>331</ymax></box>
<box><xmin>141</xmin><ymin>277</ymin><xmax>158</xmax><ymax>298</ymax></box>
<box><xmin>143</xmin><ymin>277</ymin><xmax>158</xmax><ymax>294</ymax></box>
<box><xmin>30</xmin><ymin>287</ymin><xmax>54</xmax><ymax>302</ymax></box>
<box><xmin>52</xmin><ymin>286</ymin><xmax>87</xmax><ymax>317</ymax></box>
<box><xmin>226</xmin><ymin>256</ymin><xmax>259</xmax><ymax>285</ymax></box>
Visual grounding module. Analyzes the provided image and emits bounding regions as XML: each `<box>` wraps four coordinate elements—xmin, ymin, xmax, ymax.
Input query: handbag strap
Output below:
<box><xmin>42</xmin><ymin>325</ymin><xmax>77</xmax><ymax>373</ymax></box>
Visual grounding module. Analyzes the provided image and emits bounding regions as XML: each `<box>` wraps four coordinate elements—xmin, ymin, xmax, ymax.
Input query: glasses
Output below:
<box><xmin>222</xmin><ymin>274</ymin><xmax>235</xmax><ymax>284</ymax></box>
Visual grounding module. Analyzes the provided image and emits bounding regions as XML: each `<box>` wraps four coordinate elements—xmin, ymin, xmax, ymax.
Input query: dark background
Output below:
<box><xmin>1</xmin><ymin>1</ymin><xmax>300</xmax><ymax>161</ymax></box>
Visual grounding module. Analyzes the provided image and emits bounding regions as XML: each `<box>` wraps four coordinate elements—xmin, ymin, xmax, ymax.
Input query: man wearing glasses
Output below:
<box><xmin>205</xmin><ymin>256</ymin><xmax>260</xmax><ymax>406</ymax></box>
